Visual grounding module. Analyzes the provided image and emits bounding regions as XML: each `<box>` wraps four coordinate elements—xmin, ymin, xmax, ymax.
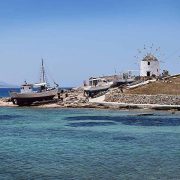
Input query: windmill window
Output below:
<box><xmin>148</xmin><ymin>62</ymin><xmax>150</xmax><ymax>65</ymax></box>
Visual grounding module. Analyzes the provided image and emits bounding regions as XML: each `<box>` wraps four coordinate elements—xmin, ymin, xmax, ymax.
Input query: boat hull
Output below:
<box><xmin>84</xmin><ymin>85</ymin><xmax>110</xmax><ymax>98</ymax></box>
<box><xmin>112</xmin><ymin>79</ymin><xmax>134</xmax><ymax>87</ymax></box>
<box><xmin>10</xmin><ymin>89</ymin><xmax>58</xmax><ymax>106</ymax></box>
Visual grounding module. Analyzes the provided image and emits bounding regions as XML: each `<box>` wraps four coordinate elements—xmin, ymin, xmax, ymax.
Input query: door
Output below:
<box><xmin>147</xmin><ymin>71</ymin><xmax>150</xmax><ymax>76</ymax></box>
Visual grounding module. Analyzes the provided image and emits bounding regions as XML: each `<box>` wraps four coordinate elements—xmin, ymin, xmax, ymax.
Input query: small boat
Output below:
<box><xmin>84</xmin><ymin>77</ymin><xmax>113</xmax><ymax>97</ymax></box>
<box><xmin>10</xmin><ymin>60</ymin><xmax>59</xmax><ymax>106</ymax></box>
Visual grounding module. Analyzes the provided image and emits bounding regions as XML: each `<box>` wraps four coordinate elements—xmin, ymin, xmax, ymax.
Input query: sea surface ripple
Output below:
<box><xmin>0</xmin><ymin>107</ymin><xmax>180</xmax><ymax>179</ymax></box>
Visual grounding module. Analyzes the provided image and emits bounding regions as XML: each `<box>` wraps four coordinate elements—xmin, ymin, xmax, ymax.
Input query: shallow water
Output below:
<box><xmin>0</xmin><ymin>107</ymin><xmax>180</xmax><ymax>179</ymax></box>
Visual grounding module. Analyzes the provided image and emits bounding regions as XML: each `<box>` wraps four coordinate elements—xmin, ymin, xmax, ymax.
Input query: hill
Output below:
<box><xmin>125</xmin><ymin>75</ymin><xmax>180</xmax><ymax>95</ymax></box>
<box><xmin>0</xmin><ymin>82</ymin><xmax>18</xmax><ymax>88</ymax></box>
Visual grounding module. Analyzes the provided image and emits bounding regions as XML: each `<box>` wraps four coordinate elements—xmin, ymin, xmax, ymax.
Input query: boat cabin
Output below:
<box><xmin>20</xmin><ymin>84</ymin><xmax>33</xmax><ymax>93</ymax></box>
<box><xmin>89</xmin><ymin>77</ymin><xmax>108</xmax><ymax>87</ymax></box>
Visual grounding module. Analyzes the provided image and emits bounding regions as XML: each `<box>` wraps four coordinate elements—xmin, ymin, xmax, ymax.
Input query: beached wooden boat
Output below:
<box><xmin>10</xmin><ymin>60</ymin><xmax>58</xmax><ymax>106</ymax></box>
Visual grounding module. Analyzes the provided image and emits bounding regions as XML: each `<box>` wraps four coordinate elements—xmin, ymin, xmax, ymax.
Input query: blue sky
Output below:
<box><xmin>0</xmin><ymin>0</ymin><xmax>180</xmax><ymax>86</ymax></box>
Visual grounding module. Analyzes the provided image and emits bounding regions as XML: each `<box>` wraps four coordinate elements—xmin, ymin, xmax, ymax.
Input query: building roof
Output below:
<box><xmin>142</xmin><ymin>54</ymin><xmax>158</xmax><ymax>62</ymax></box>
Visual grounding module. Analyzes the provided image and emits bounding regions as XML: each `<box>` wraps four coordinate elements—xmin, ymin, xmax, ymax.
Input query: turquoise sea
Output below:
<box><xmin>0</xmin><ymin>107</ymin><xmax>180</xmax><ymax>179</ymax></box>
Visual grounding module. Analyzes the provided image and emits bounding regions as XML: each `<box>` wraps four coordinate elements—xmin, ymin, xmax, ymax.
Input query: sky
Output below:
<box><xmin>0</xmin><ymin>0</ymin><xmax>180</xmax><ymax>86</ymax></box>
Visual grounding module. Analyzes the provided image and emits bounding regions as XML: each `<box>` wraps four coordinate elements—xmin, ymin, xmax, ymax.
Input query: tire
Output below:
<box><xmin>12</xmin><ymin>99</ymin><xmax>18</xmax><ymax>105</ymax></box>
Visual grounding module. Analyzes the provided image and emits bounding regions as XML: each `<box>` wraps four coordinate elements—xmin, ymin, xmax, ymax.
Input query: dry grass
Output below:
<box><xmin>125</xmin><ymin>75</ymin><xmax>180</xmax><ymax>95</ymax></box>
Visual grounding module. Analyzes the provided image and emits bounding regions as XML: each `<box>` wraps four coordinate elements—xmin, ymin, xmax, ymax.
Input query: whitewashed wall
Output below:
<box><xmin>140</xmin><ymin>60</ymin><xmax>160</xmax><ymax>76</ymax></box>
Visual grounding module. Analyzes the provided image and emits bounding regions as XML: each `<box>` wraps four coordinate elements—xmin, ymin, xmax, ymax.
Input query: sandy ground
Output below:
<box><xmin>0</xmin><ymin>101</ymin><xmax>16</xmax><ymax>107</ymax></box>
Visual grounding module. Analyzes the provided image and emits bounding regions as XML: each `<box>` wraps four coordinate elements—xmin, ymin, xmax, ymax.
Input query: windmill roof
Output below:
<box><xmin>142</xmin><ymin>54</ymin><xmax>158</xmax><ymax>61</ymax></box>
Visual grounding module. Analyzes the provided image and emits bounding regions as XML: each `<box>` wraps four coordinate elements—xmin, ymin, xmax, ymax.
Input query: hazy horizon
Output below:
<box><xmin>0</xmin><ymin>0</ymin><xmax>180</xmax><ymax>87</ymax></box>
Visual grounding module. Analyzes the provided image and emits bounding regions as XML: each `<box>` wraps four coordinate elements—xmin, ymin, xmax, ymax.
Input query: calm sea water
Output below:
<box><xmin>0</xmin><ymin>107</ymin><xmax>180</xmax><ymax>179</ymax></box>
<box><xmin>0</xmin><ymin>88</ymin><xmax>20</xmax><ymax>98</ymax></box>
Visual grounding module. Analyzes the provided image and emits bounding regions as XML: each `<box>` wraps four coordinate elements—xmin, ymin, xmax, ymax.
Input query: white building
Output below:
<box><xmin>140</xmin><ymin>54</ymin><xmax>160</xmax><ymax>77</ymax></box>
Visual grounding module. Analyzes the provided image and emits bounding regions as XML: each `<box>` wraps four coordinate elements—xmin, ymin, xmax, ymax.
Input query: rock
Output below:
<box><xmin>0</xmin><ymin>97</ymin><xmax>11</xmax><ymax>102</ymax></box>
<box><xmin>105</xmin><ymin>90</ymin><xmax>180</xmax><ymax>105</ymax></box>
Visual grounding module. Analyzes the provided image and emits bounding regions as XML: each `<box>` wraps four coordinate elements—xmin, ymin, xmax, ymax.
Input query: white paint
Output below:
<box><xmin>89</xmin><ymin>95</ymin><xmax>105</xmax><ymax>102</ymax></box>
<box><xmin>127</xmin><ymin>79</ymin><xmax>156</xmax><ymax>89</ymax></box>
<box><xmin>140</xmin><ymin>56</ymin><xmax>160</xmax><ymax>77</ymax></box>
<box><xmin>20</xmin><ymin>84</ymin><xmax>33</xmax><ymax>93</ymax></box>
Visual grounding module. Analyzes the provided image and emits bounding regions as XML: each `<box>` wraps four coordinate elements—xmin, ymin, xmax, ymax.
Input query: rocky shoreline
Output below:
<box><xmin>0</xmin><ymin>83</ymin><xmax>180</xmax><ymax>111</ymax></box>
<box><xmin>0</xmin><ymin>94</ymin><xmax>180</xmax><ymax>111</ymax></box>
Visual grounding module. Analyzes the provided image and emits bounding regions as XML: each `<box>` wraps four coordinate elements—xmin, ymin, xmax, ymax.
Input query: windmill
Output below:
<box><xmin>134</xmin><ymin>44</ymin><xmax>163</xmax><ymax>77</ymax></box>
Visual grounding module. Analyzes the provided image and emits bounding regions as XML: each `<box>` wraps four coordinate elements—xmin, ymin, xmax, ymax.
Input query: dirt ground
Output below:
<box><xmin>125</xmin><ymin>75</ymin><xmax>180</xmax><ymax>95</ymax></box>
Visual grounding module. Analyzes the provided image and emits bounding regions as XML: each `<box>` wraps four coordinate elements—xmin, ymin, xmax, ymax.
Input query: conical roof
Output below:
<box><xmin>142</xmin><ymin>54</ymin><xmax>158</xmax><ymax>61</ymax></box>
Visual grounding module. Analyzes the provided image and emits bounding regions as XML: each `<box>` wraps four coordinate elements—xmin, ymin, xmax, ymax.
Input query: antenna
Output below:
<box><xmin>114</xmin><ymin>68</ymin><xmax>117</xmax><ymax>74</ymax></box>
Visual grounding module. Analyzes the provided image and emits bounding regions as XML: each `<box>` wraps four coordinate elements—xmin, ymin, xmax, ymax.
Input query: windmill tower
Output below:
<box><xmin>140</xmin><ymin>53</ymin><xmax>160</xmax><ymax>77</ymax></box>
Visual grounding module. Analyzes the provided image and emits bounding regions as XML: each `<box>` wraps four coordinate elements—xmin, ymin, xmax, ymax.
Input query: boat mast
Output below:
<box><xmin>40</xmin><ymin>59</ymin><xmax>56</xmax><ymax>87</ymax></box>
<box><xmin>40</xmin><ymin>59</ymin><xmax>46</xmax><ymax>83</ymax></box>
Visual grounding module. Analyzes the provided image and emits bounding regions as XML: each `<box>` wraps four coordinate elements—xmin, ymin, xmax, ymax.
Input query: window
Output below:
<box><xmin>148</xmin><ymin>62</ymin><xmax>150</xmax><ymax>65</ymax></box>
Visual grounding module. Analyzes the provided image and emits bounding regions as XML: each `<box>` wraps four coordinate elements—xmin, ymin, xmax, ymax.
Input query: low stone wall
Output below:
<box><xmin>105</xmin><ymin>92</ymin><xmax>180</xmax><ymax>105</ymax></box>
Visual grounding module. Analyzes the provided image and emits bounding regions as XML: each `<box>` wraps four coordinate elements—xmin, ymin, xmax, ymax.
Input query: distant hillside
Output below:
<box><xmin>125</xmin><ymin>74</ymin><xmax>180</xmax><ymax>95</ymax></box>
<box><xmin>0</xmin><ymin>82</ymin><xmax>18</xmax><ymax>88</ymax></box>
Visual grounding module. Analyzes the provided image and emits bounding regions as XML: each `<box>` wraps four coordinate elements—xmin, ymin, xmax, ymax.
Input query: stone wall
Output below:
<box><xmin>105</xmin><ymin>89</ymin><xmax>180</xmax><ymax>105</ymax></box>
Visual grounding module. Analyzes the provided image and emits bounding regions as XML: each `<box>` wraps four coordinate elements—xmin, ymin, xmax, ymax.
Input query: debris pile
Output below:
<box><xmin>57</xmin><ymin>89</ymin><xmax>89</xmax><ymax>107</ymax></box>
<box><xmin>0</xmin><ymin>97</ymin><xmax>11</xmax><ymax>102</ymax></box>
